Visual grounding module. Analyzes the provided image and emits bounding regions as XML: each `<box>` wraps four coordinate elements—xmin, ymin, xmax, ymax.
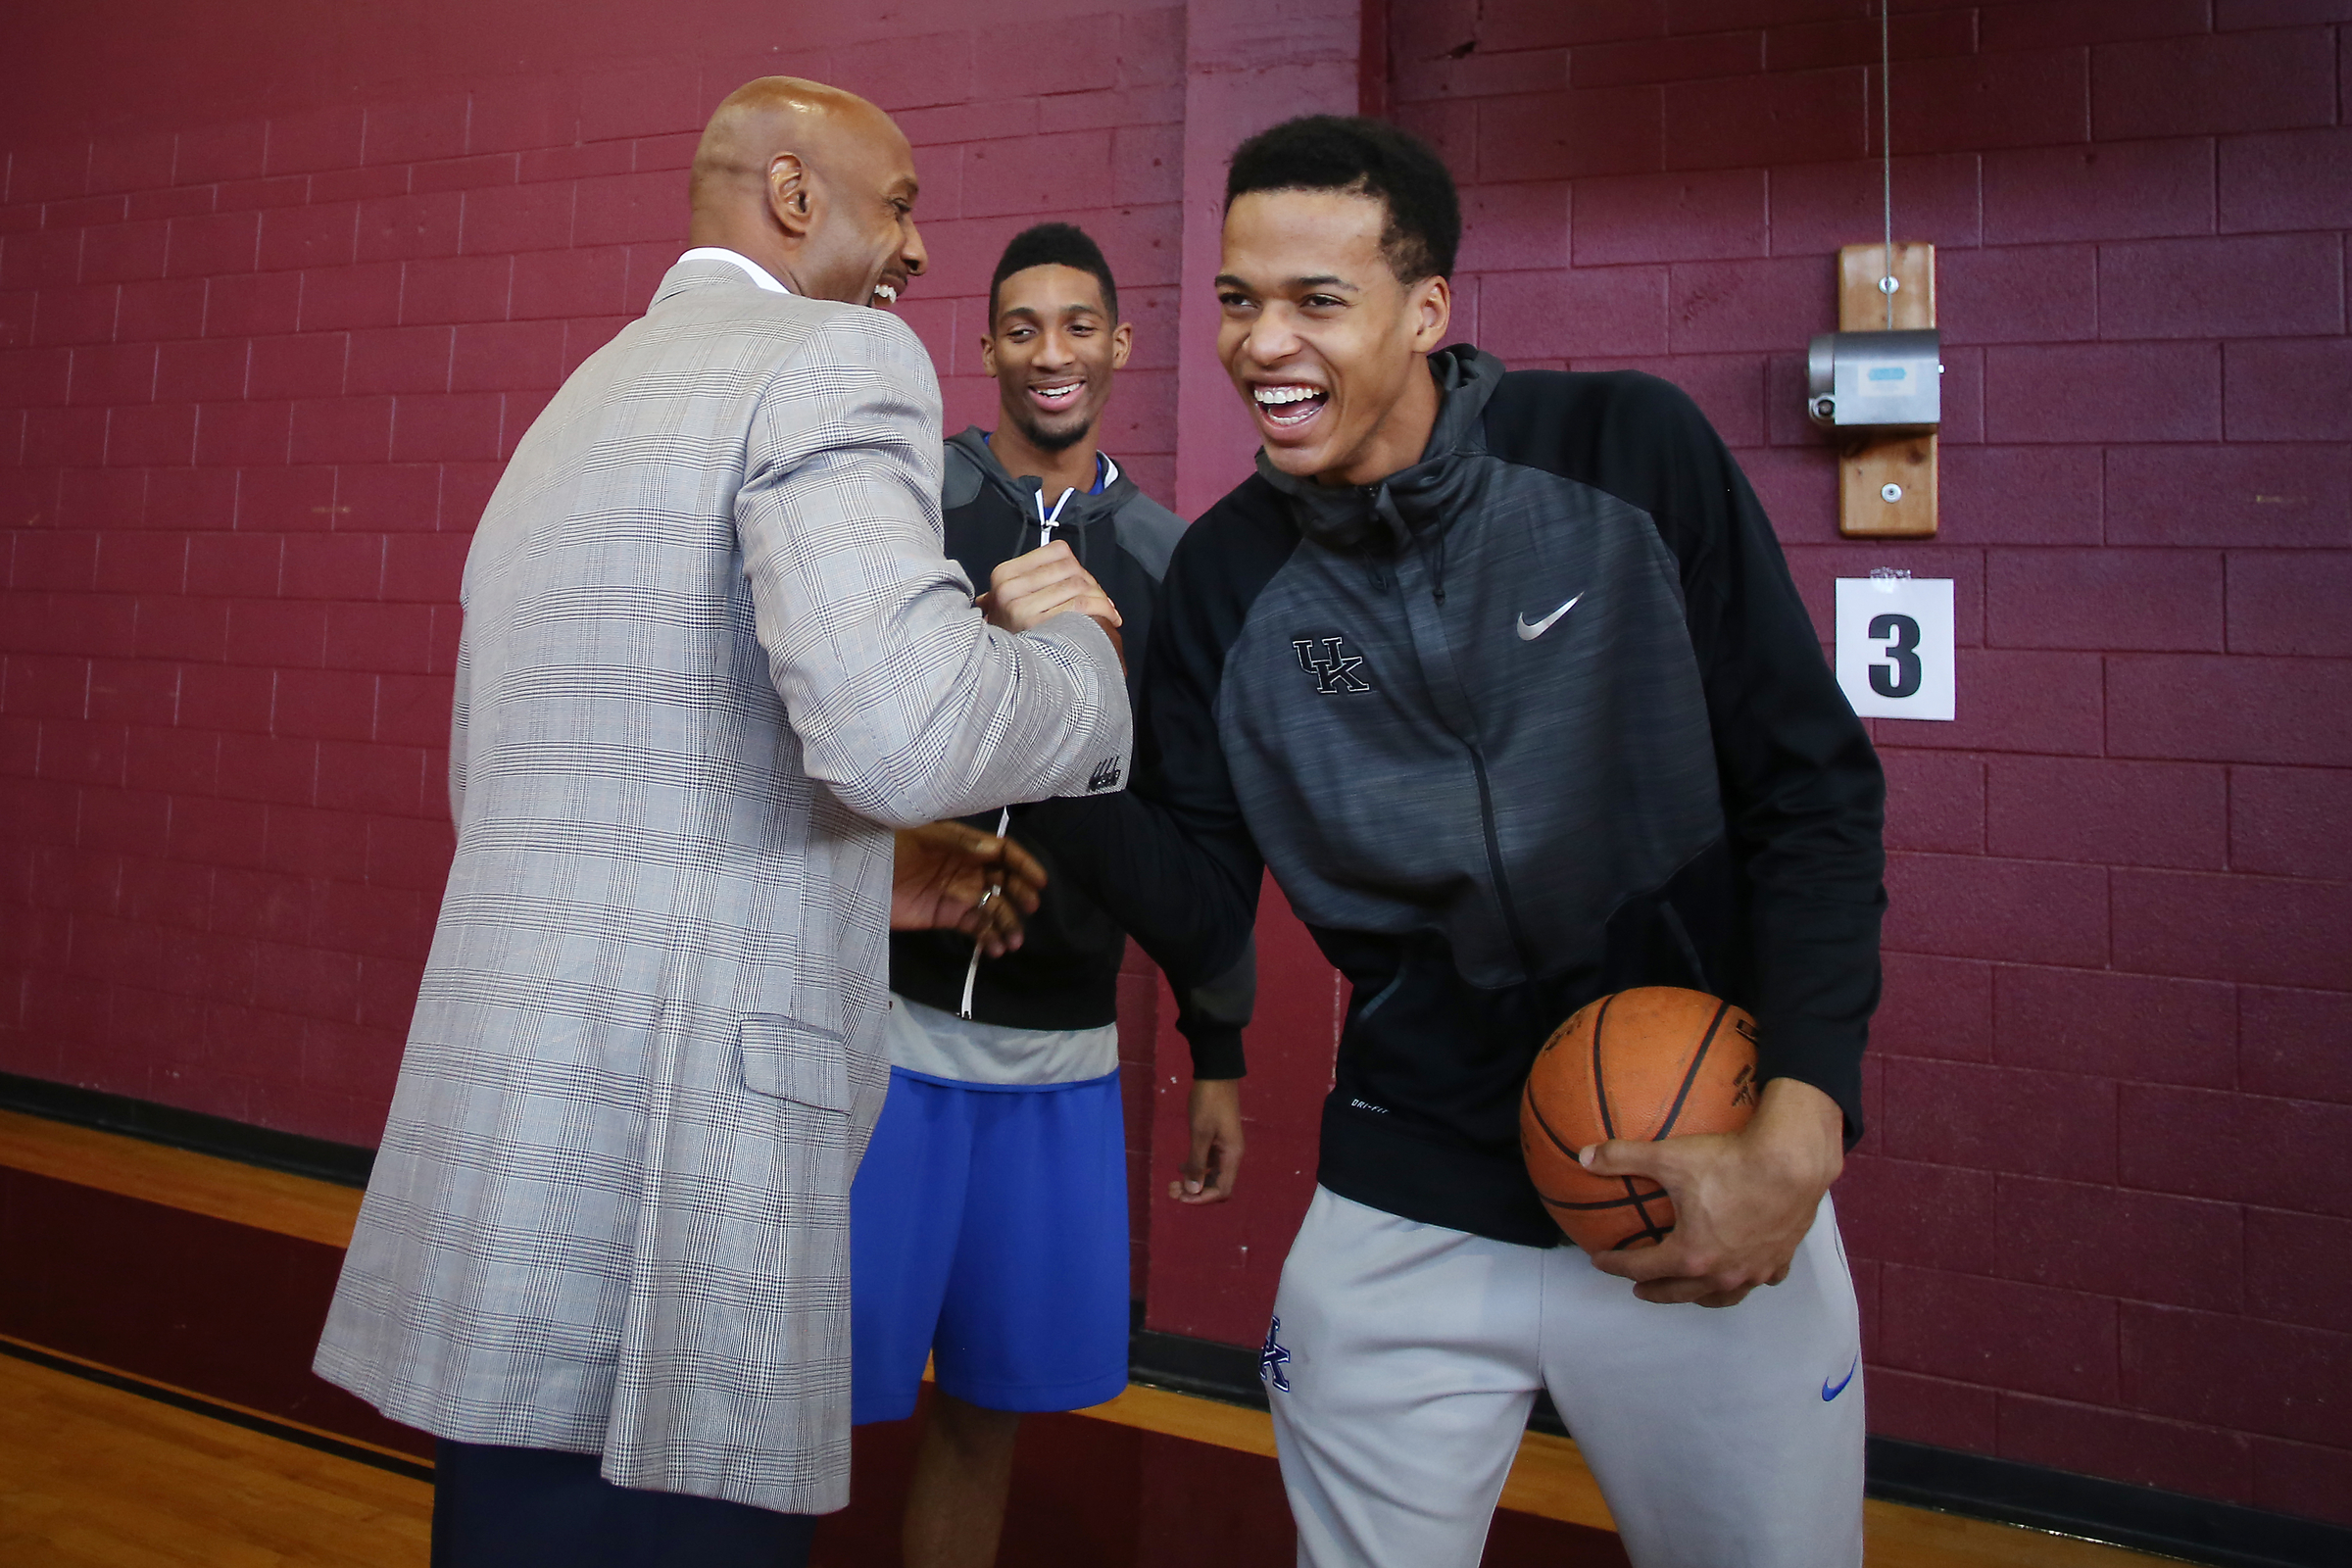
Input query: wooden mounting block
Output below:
<box><xmin>1836</xmin><ymin>242</ymin><xmax>1937</xmax><ymax>539</ymax></box>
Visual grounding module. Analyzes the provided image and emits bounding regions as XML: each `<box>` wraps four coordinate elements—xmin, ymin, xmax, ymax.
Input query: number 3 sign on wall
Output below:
<box><xmin>1835</xmin><ymin>576</ymin><xmax>1955</xmax><ymax>721</ymax></box>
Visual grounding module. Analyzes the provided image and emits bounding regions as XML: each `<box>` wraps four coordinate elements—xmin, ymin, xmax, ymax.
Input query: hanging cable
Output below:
<box><xmin>1881</xmin><ymin>0</ymin><xmax>1895</xmax><ymax>328</ymax></box>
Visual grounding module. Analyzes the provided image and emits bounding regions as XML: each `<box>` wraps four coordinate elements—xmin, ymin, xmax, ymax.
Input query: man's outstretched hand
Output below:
<box><xmin>1578</xmin><ymin>1077</ymin><xmax>1844</xmax><ymax>1307</ymax></box>
<box><xmin>891</xmin><ymin>820</ymin><xmax>1047</xmax><ymax>958</ymax></box>
<box><xmin>1170</xmin><ymin>1077</ymin><xmax>1244</xmax><ymax>1204</ymax></box>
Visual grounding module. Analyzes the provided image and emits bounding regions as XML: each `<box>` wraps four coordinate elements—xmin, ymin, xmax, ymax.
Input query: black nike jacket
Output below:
<box><xmin>1028</xmin><ymin>345</ymin><xmax>1886</xmax><ymax>1247</ymax></box>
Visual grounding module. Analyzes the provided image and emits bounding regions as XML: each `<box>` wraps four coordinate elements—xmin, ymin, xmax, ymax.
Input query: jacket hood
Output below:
<box><xmin>1251</xmin><ymin>343</ymin><xmax>1507</xmax><ymax>555</ymax></box>
<box><xmin>946</xmin><ymin>424</ymin><xmax>1140</xmax><ymax>543</ymax></box>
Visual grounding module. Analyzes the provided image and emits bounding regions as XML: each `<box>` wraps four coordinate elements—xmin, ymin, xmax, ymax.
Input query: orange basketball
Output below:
<box><xmin>1519</xmin><ymin>987</ymin><xmax>1761</xmax><ymax>1255</ymax></box>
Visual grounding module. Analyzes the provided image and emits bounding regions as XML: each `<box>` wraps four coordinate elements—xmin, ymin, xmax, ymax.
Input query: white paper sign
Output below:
<box><xmin>1836</xmin><ymin>576</ymin><xmax>1955</xmax><ymax>721</ymax></box>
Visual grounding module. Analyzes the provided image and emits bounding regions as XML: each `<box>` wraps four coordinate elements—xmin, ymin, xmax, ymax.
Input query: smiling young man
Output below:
<box><xmin>849</xmin><ymin>222</ymin><xmax>1253</xmax><ymax>1568</ymax></box>
<box><xmin>1040</xmin><ymin>118</ymin><xmax>1886</xmax><ymax>1566</ymax></box>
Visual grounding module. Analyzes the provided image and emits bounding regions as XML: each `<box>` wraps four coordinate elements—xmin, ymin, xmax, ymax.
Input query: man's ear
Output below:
<box><xmin>979</xmin><ymin>333</ymin><xmax>1000</xmax><ymax>378</ymax></box>
<box><xmin>1409</xmin><ymin>274</ymin><xmax>1452</xmax><ymax>353</ymax></box>
<box><xmin>1109</xmin><ymin>319</ymin><xmax>1134</xmax><ymax>371</ymax></box>
<box><xmin>767</xmin><ymin>153</ymin><xmax>812</xmax><ymax>240</ymax></box>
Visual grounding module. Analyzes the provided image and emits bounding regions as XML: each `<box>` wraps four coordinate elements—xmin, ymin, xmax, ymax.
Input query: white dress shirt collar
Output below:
<box><xmin>678</xmin><ymin>247</ymin><xmax>792</xmax><ymax>294</ymax></box>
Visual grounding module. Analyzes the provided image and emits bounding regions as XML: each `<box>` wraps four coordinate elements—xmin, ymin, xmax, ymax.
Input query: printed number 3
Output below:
<box><xmin>1869</xmin><ymin>613</ymin><xmax>1923</xmax><ymax>700</ymax></box>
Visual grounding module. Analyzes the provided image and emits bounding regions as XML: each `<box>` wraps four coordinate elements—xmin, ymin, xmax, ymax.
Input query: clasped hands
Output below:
<box><xmin>976</xmin><ymin>540</ymin><xmax>1124</xmax><ymax>666</ymax></box>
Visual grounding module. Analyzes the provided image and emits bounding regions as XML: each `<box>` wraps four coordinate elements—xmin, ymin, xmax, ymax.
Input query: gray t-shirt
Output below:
<box><xmin>884</xmin><ymin>993</ymin><xmax>1120</xmax><ymax>1087</ymax></box>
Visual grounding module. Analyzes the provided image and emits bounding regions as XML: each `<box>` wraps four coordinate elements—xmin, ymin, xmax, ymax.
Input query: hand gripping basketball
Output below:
<box><xmin>1521</xmin><ymin>989</ymin><xmax>1845</xmax><ymax>1307</ymax></box>
<box><xmin>1519</xmin><ymin>988</ymin><xmax>1761</xmax><ymax>1255</ymax></box>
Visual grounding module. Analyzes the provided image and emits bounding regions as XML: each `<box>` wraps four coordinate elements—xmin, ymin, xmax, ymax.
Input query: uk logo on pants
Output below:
<box><xmin>1260</xmin><ymin>1317</ymin><xmax>1293</xmax><ymax>1394</ymax></box>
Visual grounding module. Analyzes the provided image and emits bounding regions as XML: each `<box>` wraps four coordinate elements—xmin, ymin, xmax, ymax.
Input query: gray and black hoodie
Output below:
<box><xmin>889</xmin><ymin>427</ymin><xmax>1256</xmax><ymax>1058</ymax></box>
<box><xmin>1031</xmin><ymin>345</ymin><xmax>1886</xmax><ymax>1247</ymax></box>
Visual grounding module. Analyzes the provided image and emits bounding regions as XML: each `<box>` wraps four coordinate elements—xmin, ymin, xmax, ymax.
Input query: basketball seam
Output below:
<box><xmin>1536</xmin><ymin>1193</ymin><xmax>1671</xmax><ymax>1249</ymax></box>
<box><xmin>1536</xmin><ymin>1192</ymin><xmax>1670</xmax><ymax>1250</ymax></box>
<box><xmin>1536</xmin><ymin>1187</ymin><xmax>1666</xmax><ymax>1211</ymax></box>
<box><xmin>1523</xmin><ymin>1084</ymin><xmax>1588</xmax><ymax>1164</ymax></box>
<box><xmin>1654</xmin><ymin>999</ymin><xmax>1730</xmax><ymax>1142</ymax></box>
<box><xmin>1627</xmin><ymin>1184</ymin><xmax>1669</xmax><ymax>1239</ymax></box>
<box><xmin>1589</xmin><ymin>993</ymin><xmax>1619</xmax><ymax>1141</ymax></box>
<box><xmin>1543</xmin><ymin>1203</ymin><xmax>1674</xmax><ymax>1250</ymax></box>
<box><xmin>1586</xmin><ymin>994</ymin><xmax>1654</xmax><ymax>1218</ymax></box>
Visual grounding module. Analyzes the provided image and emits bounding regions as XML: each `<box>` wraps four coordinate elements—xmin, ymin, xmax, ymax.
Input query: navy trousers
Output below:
<box><xmin>431</xmin><ymin>1440</ymin><xmax>815</xmax><ymax>1568</ymax></box>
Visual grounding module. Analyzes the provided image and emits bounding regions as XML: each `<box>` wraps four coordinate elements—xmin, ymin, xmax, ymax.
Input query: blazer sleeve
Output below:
<box><xmin>735</xmin><ymin>310</ymin><xmax>1133</xmax><ymax>830</ymax></box>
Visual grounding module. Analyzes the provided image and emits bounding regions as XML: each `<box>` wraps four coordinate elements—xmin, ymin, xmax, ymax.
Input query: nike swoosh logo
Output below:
<box><xmin>1515</xmin><ymin>592</ymin><xmax>1585</xmax><ymax>641</ymax></box>
<box><xmin>1823</xmin><ymin>1355</ymin><xmax>1858</xmax><ymax>1402</ymax></box>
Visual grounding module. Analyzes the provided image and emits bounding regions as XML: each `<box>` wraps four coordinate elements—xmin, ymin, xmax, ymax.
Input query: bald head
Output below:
<box><xmin>686</xmin><ymin>76</ymin><xmax>927</xmax><ymax>309</ymax></box>
<box><xmin>690</xmin><ymin>77</ymin><xmax>890</xmax><ymax>215</ymax></box>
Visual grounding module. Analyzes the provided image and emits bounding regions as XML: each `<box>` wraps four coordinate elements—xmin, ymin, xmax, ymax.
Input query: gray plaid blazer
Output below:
<box><xmin>314</xmin><ymin>258</ymin><xmax>1132</xmax><ymax>1514</ymax></box>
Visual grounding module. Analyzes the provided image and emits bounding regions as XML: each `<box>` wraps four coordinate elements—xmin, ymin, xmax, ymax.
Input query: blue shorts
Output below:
<box><xmin>850</xmin><ymin>1066</ymin><xmax>1130</xmax><ymax>1424</ymax></box>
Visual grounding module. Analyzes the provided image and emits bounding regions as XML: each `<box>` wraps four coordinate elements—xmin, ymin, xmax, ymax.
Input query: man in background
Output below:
<box><xmin>852</xmin><ymin>221</ymin><xmax>1253</xmax><ymax>1568</ymax></box>
<box><xmin>316</xmin><ymin>79</ymin><xmax>1132</xmax><ymax>1568</ymax></box>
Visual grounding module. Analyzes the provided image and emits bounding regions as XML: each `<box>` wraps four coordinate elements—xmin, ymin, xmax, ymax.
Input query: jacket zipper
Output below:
<box><xmin>1377</xmin><ymin>480</ymin><xmax>1524</xmax><ymax>972</ymax></box>
<box><xmin>1468</xmin><ymin>745</ymin><xmax>1536</xmax><ymax>975</ymax></box>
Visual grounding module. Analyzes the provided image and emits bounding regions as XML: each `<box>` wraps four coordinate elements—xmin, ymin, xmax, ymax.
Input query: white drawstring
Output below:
<box><xmin>958</xmin><ymin>486</ymin><xmax>1072</xmax><ymax>1020</ymax></box>
<box><xmin>957</xmin><ymin>807</ymin><xmax>1013</xmax><ymax>1020</ymax></box>
<box><xmin>1037</xmin><ymin>484</ymin><xmax>1075</xmax><ymax>550</ymax></box>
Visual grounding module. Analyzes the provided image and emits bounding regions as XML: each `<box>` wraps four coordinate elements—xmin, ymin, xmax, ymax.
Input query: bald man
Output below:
<box><xmin>315</xmin><ymin>79</ymin><xmax>1134</xmax><ymax>1568</ymax></box>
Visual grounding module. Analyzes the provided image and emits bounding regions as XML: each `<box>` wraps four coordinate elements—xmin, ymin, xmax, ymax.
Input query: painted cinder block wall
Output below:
<box><xmin>0</xmin><ymin>0</ymin><xmax>1190</xmax><ymax>1291</ymax></box>
<box><xmin>4</xmin><ymin>0</ymin><xmax>2348</xmax><ymax>1528</ymax></box>
<box><xmin>1363</xmin><ymin>0</ymin><xmax>2347</xmax><ymax>1526</ymax></box>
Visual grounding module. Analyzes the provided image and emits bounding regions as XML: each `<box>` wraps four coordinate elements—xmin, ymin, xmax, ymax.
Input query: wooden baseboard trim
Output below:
<box><xmin>0</xmin><ymin>1070</ymin><xmax>376</xmax><ymax>1187</ymax></box>
<box><xmin>0</xmin><ymin>1106</ymin><xmax>364</xmax><ymax>1245</ymax></box>
<box><xmin>0</xmin><ymin>1333</ymin><xmax>434</xmax><ymax>1483</ymax></box>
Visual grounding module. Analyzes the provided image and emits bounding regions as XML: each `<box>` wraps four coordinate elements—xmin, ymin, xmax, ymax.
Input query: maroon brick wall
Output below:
<box><xmin>0</xmin><ymin>3</ymin><xmax>1187</xmax><ymax>1152</ymax></box>
<box><xmin>1393</xmin><ymin>0</ymin><xmax>2351</xmax><ymax>1525</ymax></box>
<box><xmin>6</xmin><ymin>0</ymin><xmax>2349</xmax><ymax>1527</ymax></box>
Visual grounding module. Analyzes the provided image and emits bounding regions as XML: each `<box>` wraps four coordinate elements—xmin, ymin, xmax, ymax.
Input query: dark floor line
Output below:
<box><xmin>0</xmin><ymin>1071</ymin><xmax>375</xmax><ymax>1188</ymax></box>
<box><xmin>0</xmin><ymin>1336</ymin><xmax>434</xmax><ymax>1485</ymax></box>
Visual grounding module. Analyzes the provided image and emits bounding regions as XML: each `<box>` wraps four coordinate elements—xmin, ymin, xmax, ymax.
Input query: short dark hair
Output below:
<box><xmin>988</xmin><ymin>222</ymin><xmax>1118</xmax><ymax>324</ymax></box>
<box><xmin>1224</xmin><ymin>116</ymin><xmax>1460</xmax><ymax>284</ymax></box>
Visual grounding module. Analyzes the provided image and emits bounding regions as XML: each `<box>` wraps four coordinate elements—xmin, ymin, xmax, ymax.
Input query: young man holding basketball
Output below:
<box><xmin>852</xmin><ymin>222</ymin><xmax>1253</xmax><ymax>1568</ymax></box>
<box><xmin>1040</xmin><ymin>119</ymin><xmax>1884</xmax><ymax>1566</ymax></box>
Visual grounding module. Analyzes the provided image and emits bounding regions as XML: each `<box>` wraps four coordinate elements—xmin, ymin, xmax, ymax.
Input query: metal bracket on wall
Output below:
<box><xmin>1836</xmin><ymin>242</ymin><xmax>1937</xmax><ymax>539</ymax></box>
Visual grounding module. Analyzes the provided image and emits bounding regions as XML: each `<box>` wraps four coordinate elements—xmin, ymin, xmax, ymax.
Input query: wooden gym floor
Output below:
<box><xmin>0</xmin><ymin>1107</ymin><xmax>2176</xmax><ymax>1567</ymax></box>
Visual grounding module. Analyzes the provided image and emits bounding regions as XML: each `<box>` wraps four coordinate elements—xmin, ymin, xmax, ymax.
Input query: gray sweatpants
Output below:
<box><xmin>1263</xmin><ymin>1186</ymin><xmax>1864</xmax><ymax>1568</ymax></box>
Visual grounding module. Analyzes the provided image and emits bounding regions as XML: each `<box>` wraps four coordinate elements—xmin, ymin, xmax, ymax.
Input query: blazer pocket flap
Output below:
<box><xmin>738</xmin><ymin>1013</ymin><xmax>852</xmax><ymax>1113</ymax></box>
